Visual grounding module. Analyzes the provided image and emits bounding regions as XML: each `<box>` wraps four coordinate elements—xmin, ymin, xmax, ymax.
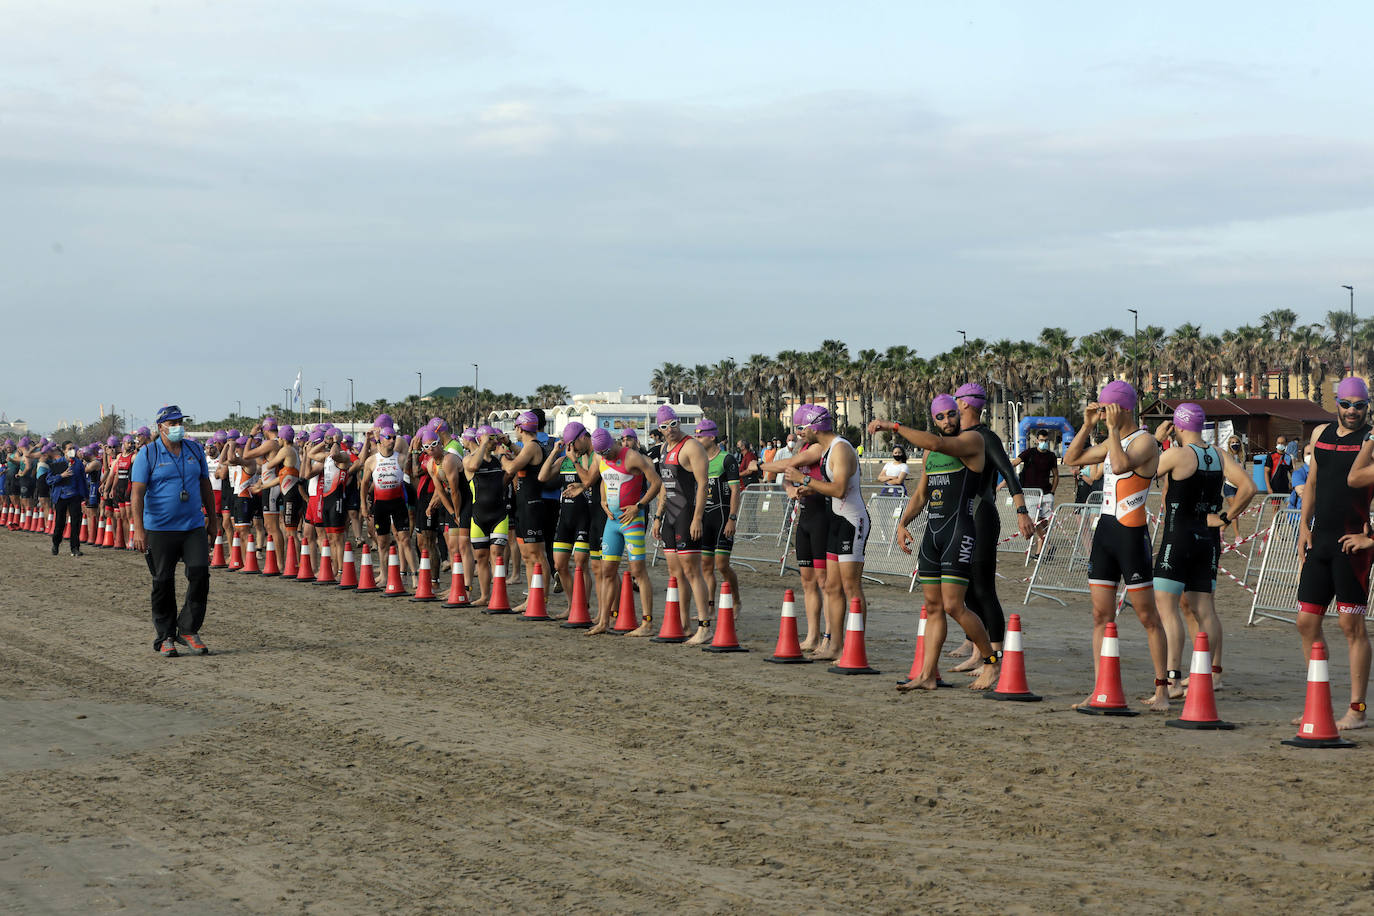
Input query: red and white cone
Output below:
<box><xmin>441</xmin><ymin>559</ymin><xmax>470</xmax><ymax>607</ymax></box>
<box><xmin>1166</xmin><ymin>632</ymin><xmax>1232</xmax><ymax>729</ymax></box>
<box><xmin>611</xmin><ymin>569</ymin><xmax>639</xmax><ymax>633</ymax></box>
<box><xmin>354</xmin><ymin>543</ymin><xmax>380</xmax><ymax>593</ymax></box>
<box><xmin>561</xmin><ymin>562</ymin><xmax>592</xmax><ymax>628</ymax></box>
<box><xmin>281</xmin><ymin>534</ymin><xmax>299</xmax><ymax>578</ymax></box>
<box><xmin>294</xmin><ymin>539</ymin><xmax>315</xmax><ymax>582</ymax></box>
<box><xmin>704</xmin><ymin>582</ymin><xmax>748</xmax><ymax>653</ymax></box>
<box><xmin>382</xmin><ymin>545</ymin><xmax>407</xmax><ymax>597</ymax></box>
<box><xmin>314</xmin><ymin>542</ymin><xmax>337</xmax><ymax>585</ymax></box>
<box><xmin>897</xmin><ymin>606</ymin><xmax>951</xmax><ymax>687</ymax></box>
<box><xmin>765</xmin><ymin>589</ymin><xmax>811</xmax><ymax>663</ymax></box>
<box><xmin>410</xmin><ymin>551</ymin><xmax>439</xmax><ymax>602</ymax></box>
<box><xmin>828</xmin><ymin>598</ymin><xmax>877</xmax><ymax>674</ymax></box>
<box><xmin>1076</xmin><ymin>621</ymin><xmax>1139</xmax><ymax>717</ymax></box>
<box><xmin>517</xmin><ymin>563</ymin><xmax>551</xmax><ymax>618</ymax></box>
<box><xmin>228</xmin><ymin>534</ymin><xmax>244</xmax><ymax>570</ymax></box>
<box><xmin>261</xmin><ymin>534</ymin><xmax>281</xmax><ymax>576</ymax></box>
<box><xmin>987</xmin><ymin>614</ymin><xmax>1041</xmax><ymax>702</ymax></box>
<box><xmin>483</xmin><ymin>561</ymin><xmax>513</xmax><ymax>613</ymax></box>
<box><xmin>336</xmin><ymin>542</ymin><xmax>358</xmax><ymax>589</ymax></box>
<box><xmin>239</xmin><ymin>536</ymin><xmax>261</xmax><ymax>574</ymax></box>
<box><xmin>651</xmin><ymin>576</ymin><xmax>688</xmax><ymax>642</ymax></box>
<box><xmin>1283</xmin><ymin>641</ymin><xmax>1356</xmax><ymax>748</ymax></box>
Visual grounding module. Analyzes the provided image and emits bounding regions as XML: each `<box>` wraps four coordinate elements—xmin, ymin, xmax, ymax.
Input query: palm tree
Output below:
<box><xmin>712</xmin><ymin>358</ymin><xmax>739</xmax><ymax>440</ymax></box>
<box><xmin>1290</xmin><ymin>324</ymin><xmax>1325</xmax><ymax>402</ymax></box>
<box><xmin>1262</xmin><ymin>308</ymin><xmax>1299</xmax><ymax>397</ymax></box>
<box><xmin>1038</xmin><ymin>327</ymin><xmax>1076</xmax><ymax>406</ymax></box>
<box><xmin>533</xmin><ymin>384</ymin><xmax>570</xmax><ymax>409</ymax></box>
<box><xmin>1327</xmin><ymin>310</ymin><xmax>1357</xmax><ymax>377</ymax></box>
<box><xmin>651</xmin><ymin>362</ymin><xmax>687</xmax><ymax>403</ymax></box>
<box><xmin>818</xmin><ymin>339</ymin><xmax>850</xmax><ymax>419</ymax></box>
<box><xmin>741</xmin><ymin>354</ymin><xmax>776</xmax><ymax>440</ymax></box>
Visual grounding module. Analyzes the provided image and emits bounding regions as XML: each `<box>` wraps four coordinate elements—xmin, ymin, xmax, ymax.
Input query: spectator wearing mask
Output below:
<box><xmin>1010</xmin><ymin>428</ymin><xmax>1060</xmax><ymax>555</ymax></box>
<box><xmin>877</xmin><ymin>447</ymin><xmax>910</xmax><ymax>494</ymax></box>
<box><xmin>737</xmin><ymin>441</ymin><xmax>761</xmax><ymax>490</ymax></box>
<box><xmin>1288</xmin><ymin>445</ymin><xmax>1312</xmax><ymax>510</ymax></box>
<box><xmin>1264</xmin><ymin>435</ymin><xmax>1292</xmax><ymax>495</ymax></box>
<box><xmin>44</xmin><ymin>441</ymin><xmax>89</xmax><ymax>556</ymax></box>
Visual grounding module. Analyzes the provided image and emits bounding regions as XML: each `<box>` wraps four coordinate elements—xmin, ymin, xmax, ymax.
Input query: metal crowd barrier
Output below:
<box><xmin>1248</xmin><ymin>508</ymin><xmax>1304</xmax><ymax>626</ymax></box>
<box><xmin>1023</xmin><ymin>502</ymin><xmax>1101</xmax><ymax>607</ymax></box>
<box><xmin>997</xmin><ymin>487</ymin><xmax>1042</xmax><ymax>563</ymax></box>
<box><xmin>1239</xmin><ymin>495</ymin><xmax>1292</xmax><ymax>585</ymax></box>
<box><xmin>727</xmin><ymin>484</ymin><xmax>796</xmax><ymax>573</ymax></box>
<box><xmin>860</xmin><ymin>493</ymin><xmax>926</xmax><ymax>589</ymax></box>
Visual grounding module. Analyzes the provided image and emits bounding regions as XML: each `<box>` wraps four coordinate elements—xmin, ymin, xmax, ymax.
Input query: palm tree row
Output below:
<box><xmin>651</xmin><ymin>308</ymin><xmax>1369</xmax><ymax>443</ymax></box>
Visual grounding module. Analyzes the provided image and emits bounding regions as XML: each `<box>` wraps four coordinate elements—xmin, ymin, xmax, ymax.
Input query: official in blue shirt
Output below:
<box><xmin>131</xmin><ymin>405</ymin><xmax>218</xmax><ymax>658</ymax></box>
<box><xmin>44</xmin><ymin>441</ymin><xmax>89</xmax><ymax>556</ymax></box>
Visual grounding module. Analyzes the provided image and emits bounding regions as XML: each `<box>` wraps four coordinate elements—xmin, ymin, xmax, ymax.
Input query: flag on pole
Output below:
<box><xmin>292</xmin><ymin>371</ymin><xmax>302</xmax><ymax>408</ymax></box>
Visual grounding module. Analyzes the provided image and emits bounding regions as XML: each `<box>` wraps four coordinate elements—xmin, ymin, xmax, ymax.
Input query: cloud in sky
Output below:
<box><xmin>5</xmin><ymin>1</ymin><xmax>1374</xmax><ymax>429</ymax></box>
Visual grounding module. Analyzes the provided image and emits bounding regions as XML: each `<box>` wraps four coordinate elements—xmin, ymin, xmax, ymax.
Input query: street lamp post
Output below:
<box><xmin>1344</xmin><ymin>285</ymin><xmax>1356</xmax><ymax>374</ymax></box>
<box><xmin>315</xmin><ymin>388</ymin><xmax>322</xmax><ymax>422</ymax></box>
<box><xmin>472</xmin><ymin>364</ymin><xmax>479</xmax><ymax>426</ymax></box>
<box><xmin>235</xmin><ymin>400</ymin><xmax>241</xmax><ymax>420</ymax></box>
<box><xmin>957</xmin><ymin>330</ymin><xmax>968</xmax><ymax>381</ymax></box>
<box><xmin>416</xmin><ymin>371</ymin><xmax>423</xmax><ymax>401</ymax></box>
<box><xmin>346</xmin><ymin>378</ymin><xmax>354</xmax><ymax>418</ymax></box>
<box><xmin>283</xmin><ymin>388</ymin><xmax>291</xmax><ymax>423</ymax></box>
<box><xmin>1127</xmin><ymin>308</ymin><xmax>1139</xmax><ymax>394</ymax></box>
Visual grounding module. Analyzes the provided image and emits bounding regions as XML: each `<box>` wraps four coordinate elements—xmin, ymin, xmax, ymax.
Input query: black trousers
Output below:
<box><xmin>51</xmin><ymin>496</ymin><xmax>83</xmax><ymax>551</ymax></box>
<box><xmin>145</xmin><ymin>527</ymin><xmax>210</xmax><ymax>646</ymax></box>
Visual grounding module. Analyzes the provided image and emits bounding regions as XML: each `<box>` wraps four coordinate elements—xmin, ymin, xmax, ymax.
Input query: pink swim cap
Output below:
<box><xmin>1098</xmin><ymin>380</ymin><xmax>1138</xmax><ymax>411</ymax></box>
<box><xmin>591</xmin><ymin>428</ymin><xmax>616</xmax><ymax>453</ymax></box>
<box><xmin>655</xmin><ymin>405</ymin><xmax>678</xmax><ymax>425</ymax></box>
<box><xmin>1173</xmin><ymin>402</ymin><xmax>1205</xmax><ymax>433</ymax></box>
<box><xmin>561</xmin><ymin>421</ymin><xmax>588</xmax><ymax>445</ymax></box>
<box><xmin>931</xmin><ymin>394</ymin><xmax>958</xmax><ymax>416</ymax></box>
<box><xmin>792</xmin><ymin>404</ymin><xmax>833</xmax><ymax>431</ymax></box>
<box><xmin>1337</xmin><ymin>377</ymin><xmax>1370</xmax><ymax>402</ymax></box>
<box><xmin>954</xmin><ymin>382</ymin><xmax>986</xmax><ymax>408</ymax></box>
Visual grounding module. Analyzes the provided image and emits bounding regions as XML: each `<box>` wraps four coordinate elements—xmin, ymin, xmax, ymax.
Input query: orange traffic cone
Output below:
<box><xmin>561</xmin><ymin>562</ymin><xmax>592</xmax><ymax>628</ymax></box>
<box><xmin>411</xmin><ymin>551</ymin><xmax>439</xmax><ymax>603</ymax></box>
<box><xmin>61</xmin><ymin>518</ymin><xmax>71</xmax><ymax>540</ymax></box>
<box><xmin>113</xmin><ymin>514</ymin><xmax>127</xmax><ymax>549</ymax></box>
<box><xmin>612</xmin><ymin>569</ymin><xmax>639</xmax><ymax>633</ymax></box>
<box><xmin>518</xmin><ymin>563</ymin><xmax>551</xmax><ymax>618</ymax></box>
<box><xmin>96</xmin><ymin>516</ymin><xmax>109</xmax><ymax>549</ymax></box>
<box><xmin>1076</xmin><ymin>621</ymin><xmax>1139</xmax><ymax>716</ymax></box>
<box><xmin>897</xmin><ymin>606</ymin><xmax>952</xmax><ymax>687</ymax></box>
<box><xmin>103</xmin><ymin>512</ymin><xmax>117</xmax><ymax>547</ymax></box>
<box><xmin>442</xmin><ymin>559</ymin><xmax>470</xmax><ymax>608</ymax></box>
<box><xmin>828</xmin><ymin>598</ymin><xmax>877</xmax><ymax>674</ymax></box>
<box><xmin>228</xmin><ymin>533</ymin><xmax>243</xmax><ymax>570</ymax></box>
<box><xmin>281</xmin><ymin>534</ymin><xmax>298</xmax><ymax>577</ymax></box>
<box><xmin>704</xmin><ymin>582</ymin><xmax>748</xmax><ymax>653</ymax></box>
<box><xmin>1166</xmin><ymin>631</ymin><xmax>1231</xmax><ymax>729</ymax></box>
<box><xmin>261</xmin><ymin>534</ymin><xmax>281</xmax><ymax>576</ymax></box>
<box><xmin>80</xmin><ymin>517</ymin><xmax>90</xmax><ymax>544</ymax></box>
<box><xmin>765</xmin><ymin>589</ymin><xmax>811</xmax><ymax>663</ymax></box>
<box><xmin>294</xmin><ymin>539</ymin><xmax>315</xmax><ymax>582</ymax></box>
<box><xmin>127</xmin><ymin>519</ymin><xmax>136</xmax><ymax>549</ymax></box>
<box><xmin>483</xmin><ymin>560</ymin><xmax>513</xmax><ymax>614</ymax></box>
<box><xmin>652</xmin><ymin>576</ymin><xmax>688</xmax><ymax>642</ymax></box>
<box><xmin>1283</xmin><ymin>641</ymin><xmax>1355</xmax><ymax>748</ymax></box>
<box><xmin>354</xmin><ymin>543</ymin><xmax>380</xmax><ymax>592</ymax></box>
<box><xmin>314</xmin><ymin>542</ymin><xmax>337</xmax><ymax>585</ymax></box>
<box><xmin>336</xmin><ymin>542</ymin><xmax>357</xmax><ymax>589</ymax></box>
<box><xmin>239</xmin><ymin>536</ymin><xmax>261</xmax><ymax>574</ymax></box>
<box><xmin>209</xmin><ymin>533</ymin><xmax>227</xmax><ymax>567</ymax></box>
<box><xmin>382</xmin><ymin>545</ymin><xmax>407</xmax><ymax>597</ymax></box>
<box><xmin>988</xmin><ymin>614</ymin><xmax>1041</xmax><ymax>702</ymax></box>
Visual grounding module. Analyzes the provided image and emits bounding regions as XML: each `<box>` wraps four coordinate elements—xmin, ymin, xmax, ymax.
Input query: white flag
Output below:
<box><xmin>292</xmin><ymin>371</ymin><xmax>302</xmax><ymax>407</ymax></box>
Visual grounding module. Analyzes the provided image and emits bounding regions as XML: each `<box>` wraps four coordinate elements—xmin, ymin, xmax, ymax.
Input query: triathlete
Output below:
<box><xmin>653</xmin><ymin>406</ymin><xmax>713</xmax><ymax>645</ymax></box>
<box><xmin>1306</xmin><ymin>378</ymin><xmax>1374</xmax><ymax>730</ymax></box>
<box><xmin>787</xmin><ymin>406</ymin><xmax>869</xmax><ymax>663</ymax></box>
<box><xmin>1063</xmin><ymin>381</ymin><xmax>1170</xmax><ymax>712</ymax></box>
<box><xmin>877</xmin><ymin>396</ymin><xmax>1001</xmax><ymax>691</ymax></box>
<box><xmin>240</xmin><ymin>417</ymin><xmax>287</xmax><ymax>562</ymax></box>
<box><xmin>502</xmin><ymin>411</ymin><xmax>547</xmax><ymax>612</ymax></box>
<box><xmin>1152</xmin><ymin>402</ymin><xmax>1255</xmax><ymax>696</ymax></box>
<box><xmin>537</xmin><ymin>422</ymin><xmax>598</xmax><ymax>613</ymax></box>
<box><xmin>694</xmin><ymin>418</ymin><xmax>742</xmax><ymax>623</ymax></box>
<box><xmin>590</xmin><ymin>427</ymin><xmax>661</xmax><ymax>636</ymax></box>
<box><xmin>464</xmin><ymin>426</ymin><xmax>511</xmax><ymax>606</ymax></box>
<box><xmin>761</xmin><ymin>409</ymin><xmax>831</xmax><ymax>653</ymax></box>
<box><xmin>361</xmin><ymin>426</ymin><xmax>411</xmax><ymax>584</ymax></box>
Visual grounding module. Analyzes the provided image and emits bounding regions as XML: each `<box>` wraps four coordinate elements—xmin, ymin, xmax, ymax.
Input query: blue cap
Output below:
<box><xmin>156</xmin><ymin>405</ymin><xmax>187</xmax><ymax>424</ymax></box>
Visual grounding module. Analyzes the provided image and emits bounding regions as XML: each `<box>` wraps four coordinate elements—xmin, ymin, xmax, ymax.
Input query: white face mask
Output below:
<box><xmin>1037</xmin><ymin>440</ymin><xmax>1049</xmax><ymax>451</ymax></box>
<box><xmin>66</xmin><ymin>449</ymin><xmax>76</xmax><ymax>459</ymax></box>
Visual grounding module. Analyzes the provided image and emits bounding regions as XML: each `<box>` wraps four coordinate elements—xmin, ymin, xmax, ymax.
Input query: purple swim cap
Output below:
<box><xmin>515</xmin><ymin>410</ymin><xmax>540</xmax><ymax>432</ymax></box>
<box><xmin>280</xmin><ymin>425</ymin><xmax>295</xmax><ymax>442</ymax></box>
<box><xmin>655</xmin><ymin>404</ymin><xmax>678</xmax><ymax>425</ymax></box>
<box><xmin>695</xmin><ymin>418</ymin><xmax>719</xmax><ymax>436</ymax></box>
<box><xmin>105</xmin><ymin>436</ymin><xmax>118</xmax><ymax>447</ymax></box>
<box><xmin>212</xmin><ymin>430</ymin><xmax>227</xmax><ymax>443</ymax></box>
<box><xmin>1173</xmin><ymin>402</ymin><xmax>1205</xmax><ymax>433</ymax></box>
<box><xmin>591</xmin><ymin>428</ymin><xmax>616</xmax><ymax>453</ymax></box>
<box><xmin>136</xmin><ymin>426</ymin><xmax>150</xmax><ymax>437</ymax></box>
<box><xmin>461</xmin><ymin>427</ymin><xmax>478</xmax><ymax>442</ymax></box>
<box><xmin>418</xmin><ymin>427</ymin><xmax>437</xmax><ymax>444</ymax></box>
<box><xmin>1098</xmin><ymin>380</ymin><xmax>1138</xmax><ymax>411</ymax></box>
<box><xmin>378</xmin><ymin>426</ymin><xmax>396</xmax><ymax>439</ymax></box>
<box><xmin>309</xmin><ymin>428</ymin><xmax>325</xmax><ymax>444</ymax></box>
<box><xmin>954</xmin><ymin>382</ymin><xmax>986</xmax><ymax>408</ymax></box>
<box><xmin>561</xmin><ymin>421</ymin><xmax>588</xmax><ymax>444</ymax></box>
<box><xmin>1337</xmin><ymin>377</ymin><xmax>1370</xmax><ymax>402</ymax></box>
<box><xmin>262</xmin><ymin>416</ymin><xmax>278</xmax><ymax>432</ymax></box>
<box><xmin>477</xmin><ymin>425</ymin><xmax>499</xmax><ymax>438</ymax></box>
<box><xmin>431</xmin><ymin>418</ymin><xmax>450</xmax><ymax>434</ymax></box>
<box><xmin>121</xmin><ymin>435</ymin><xmax>133</xmax><ymax>446</ymax></box>
<box><xmin>374</xmin><ymin>413</ymin><xmax>393</xmax><ymax>429</ymax></box>
<box><xmin>792</xmin><ymin>404</ymin><xmax>833</xmax><ymax>432</ymax></box>
<box><xmin>621</xmin><ymin>428</ymin><xmax>639</xmax><ymax>441</ymax></box>
<box><xmin>343</xmin><ymin>435</ymin><xmax>354</xmax><ymax>446</ymax></box>
<box><xmin>235</xmin><ymin>436</ymin><xmax>248</xmax><ymax>446</ymax></box>
<box><xmin>931</xmin><ymin>394</ymin><xmax>958</xmax><ymax>416</ymax></box>
<box><xmin>227</xmin><ymin>428</ymin><xmax>241</xmax><ymax>439</ymax></box>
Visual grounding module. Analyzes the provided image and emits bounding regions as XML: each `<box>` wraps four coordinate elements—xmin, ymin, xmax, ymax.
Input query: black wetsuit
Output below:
<box><xmin>966</xmin><ymin>424</ymin><xmax>1021</xmax><ymax>642</ymax></box>
<box><xmin>1154</xmin><ymin>444</ymin><xmax>1224</xmax><ymax>594</ymax></box>
<box><xmin>1298</xmin><ymin>422</ymin><xmax>1374</xmax><ymax>611</ymax></box>
<box><xmin>916</xmin><ymin>450</ymin><xmax>983</xmax><ymax>586</ymax></box>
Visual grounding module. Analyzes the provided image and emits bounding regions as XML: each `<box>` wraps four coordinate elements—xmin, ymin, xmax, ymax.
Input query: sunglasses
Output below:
<box><xmin>1339</xmin><ymin>399</ymin><xmax>1369</xmax><ymax>410</ymax></box>
<box><xmin>658</xmin><ymin>420</ymin><xmax>679</xmax><ymax>430</ymax></box>
<box><xmin>933</xmin><ymin>411</ymin><xmax>957</xmax><ymax>420</ymax></box>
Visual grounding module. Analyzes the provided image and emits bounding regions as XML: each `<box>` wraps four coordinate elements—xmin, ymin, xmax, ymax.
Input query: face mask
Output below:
<box><xmin>166</xmin><ymin>425</ymin><xmax>185</xmax><ymax>442</ymax></box>
<box><xmin>1037</xmin><ymin>441</ymin><xmax>1049</xmax><ymax>451</ymax></box>
<box><xmin>66</xmin><ymin>449</ymin><xmax>76</xmax><ymax>459</ymax></box>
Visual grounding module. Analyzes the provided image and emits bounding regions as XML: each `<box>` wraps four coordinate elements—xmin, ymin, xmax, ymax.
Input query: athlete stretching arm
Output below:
<box><xmin>896</xmin><ymin>471</ymin><xmax>930</xmax><ymax>554</ymax></box>
<box><xmin>865</xmin><ymin>420</ymin><xmax>984</xmax><ymax>467</ymax></box>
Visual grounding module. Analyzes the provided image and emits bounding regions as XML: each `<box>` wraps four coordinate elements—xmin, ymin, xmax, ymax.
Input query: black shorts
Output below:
<box><xmin>795</xmin><ymin>504</ymin><xmax>830</xmax><ymax>568</ymax></box>
<box><xmin>515</xmin><ymin>498</ymin><xmax>543</xmax><ymax>543</ymax></box>
<box><xmin>113</xmin><ymin>480</ymin><xmax>129</xmax><ymax>504</ymax></box>
<box><xmin>263</xmin><ymin>485</ymin><xmax>283</xmax><ymax>515</ymax></box>
<box><xmin>553</xmin><ymin>499</ymin><xmax>591</xmax><ymax>551</ymax></box>
<box><xmin>230</xmin><ymin>494</ymin><xmax>254</xmax><ymax>526</ymax></box>
<box><xmin>248</xmin><ymin>493</ymin><xmax>263</xmax><ymax>520</ymax></box>
<box><xmin>1298</xmin><ymin>538</ymin><xmax>1374</xmax><ymax>612</ymax></box>
<box><xmin>344</xmin><ymin>483</ymin><xmax>361</xmax><ymax>511</ymax></box>
<box><xmin>701</xmin><ymin>505</ymin><xmax>734</xmax><ymax>554</ymax></box>
<box><xmin>917</xmin><ymin>513</ymin><xmax>977</xmax><ymax>585</ymax></box>
<box><xmin>1089</xmin><ymin>515</ymin><xmax>1154</xmax><ymax>591</ymax></box>
<box><xmin>282</xmin><ymin>488</ymin><xmax>306</xmax><ymax>528</ymax></box>
<box><xmin>827</xmin><ymin>509</ymin><xmax>870</xmax><ymax>564</ymax></box>
<box><xmin>371</xmin><ymin>498</ymin><xmax>408</xmax><ymax>535</ymax></box>
<box><xmin>318</xmin><ymin>490</ymin><xmax>346</xmax><ymax>532</ymax></box>
<box><xmin>36</xmin><ymin>479</ymin><xmax>49</xmax><ymax>499</ymax></box>
<box><xmin>588</xmin><ymin>507</ymin><xmax>607</xmax><ymax>556</ymax></box>
<box><xmin>660</xmin><ymin>511</ymin><xmax>702</xmax><ymax>553</ymax></box>
<box><xmin>1153</xmin><ymin>525</ymin><xmax>1219</xmax><ymax>595</ymax></box>
<box><xmin>417</xmin><ymin>491</ymin><xmax>446</xmax><ymax>533</ymax></box>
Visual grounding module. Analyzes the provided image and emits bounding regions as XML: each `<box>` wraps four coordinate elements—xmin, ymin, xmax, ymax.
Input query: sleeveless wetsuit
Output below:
<box><xmin>599</xmin><ymin>446</ymin><xmax>646</xmax><ymax>562</ymax></box>
<box><xmin>470</xmin><ymin>454</ymin><xmax>509</xmax><ymax>546</ymax></box>
<box><xmin>553</xmin><ymin>454</ymin><xmax>592</xmax><ymax>554</ymax></box>
<box><xmin>917</xmin><ymin>450</ymin><xmax>982</xmax><ymax>585</ymax></box>
<box><xmin>967</xmin><ymin>424</ymin><xmax>1021</xmax><ymax>641</ymax></box>
<box><xmin>1154</xmin><ymin>444</ymin><xmax>1223</xmax><ymax>595</ymax></box>
<box><xmin>513</xmin><ymin>441</ymin><xmax>545</xmax><ymax>544</ymax></box>
<box><xmin>659</xmin><ymin>438</ymin><xmax>701</xmax><ymax>553</ymax></box>
<box><xmin>701</xmin><ymin>449</ymin><xmax>739</xmax><ymax>555</ymax></box>
<box><xmin>1298</xmin><ymin>422</ymin><xmax>1374</xmax><ymax>614</ymax></box>
<box><xmin>794</xmin><ymin>461</ymin><xmax>831</xmax><ymax>569</ymax></box>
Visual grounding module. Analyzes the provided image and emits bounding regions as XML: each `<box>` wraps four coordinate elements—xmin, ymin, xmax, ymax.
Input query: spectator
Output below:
<box><xmin>1010</xmin><ymin>428</ymin><xmax>1060</xmax><ymax>555</ymax></box>
<box><xmin>130</xmin><ymin>404</ymin><xmax>218</xmax><ymax>658</ymax></box>
<box><xmin>1264</xmin><ymin>435</ymin><xmax>1292</xmax><ymax>495</ymax></box>
<box><xmin>1288</xmin><ymin>445</ymin><xmax>1312</xmax><ymax>510</ymax></box>
<box><xmin>44</xmin><ymin>440</ymin><xmax>88</xmax><ymax>556</ymax></box>
<box><xmin>737</xmin><ymin>440</ymin><xmax>761</xmax><ymax>490</ymax></box>
<box><xmin>877</xmin><ymin>446</ymin><xmax>910</xmax><ymax>494</ymax></box>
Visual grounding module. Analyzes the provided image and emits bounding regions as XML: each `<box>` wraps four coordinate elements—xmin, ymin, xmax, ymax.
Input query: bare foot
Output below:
<box><xmin>1167</xmin><ymin>680</ymin><xmax>1186</xmax><ymax>700</ymax></box>
<box><xmin>1138</xmin><ymin>690</ymin><xmax>1169</xmax><ymax>712</ymax></box>
<box><xmin>970</xmin><ymin>663</ymin><xmax>998</xmax><ymax>690</ymax></box>
<box><xmin>946</xmin><ymin>639</ymin><xmax>974</xmax><ymax>659</ymax></box>
<box><xmin>1291</xmin><ymin>712</ymin><xmax>1304</xmax><ymax>726</ymax></box>
<box><xmin>897</xmin><ymin>675</ymin><xmax>940</xmax><ymax>692</ymax></box>
<box><xmin>685</xmin><ymin>625</ymin><xmax>712</xmax><ymax>646</ymax></box>
<box><xmin>472</xmin><ymin>595</ymin><xmax>490</xmax><ymax>608</ymax></box>
<box><xmin>626</xmin><ymin>620</ymin><xmax>654</xmax><ymax>637</ymax></box>
<box><xmin>587</xmin><ymin>621</ymin><xmax>609</xmax><ymax>635</ymax></box>
<box><xmin>799</xmin><ymin>636</ymin><xmax>820</xmax><ymax>652</ymax></box>
<box><xmin>811</xmin><ymin>646</ymin><xmax>841</xmax><ymax>662</ymax></box>
<box><xmin>1070</xmin><ymin>695</ymin><xmax>1098</xmax><ymax>711</ymax></box>
<box><xmin>1336</xmin><ymin>710</ymin><xmax>1368</xmax><ymax>731</ymax></box>
<box><xmin>510</xmin><ymin>599</ymin><xmax>528</xmax><ymax>614</ymax></box>
<box><xmin>951</xmin><ymin>654</ymin><xmax>981</xmax><ymax>673</ymax></box>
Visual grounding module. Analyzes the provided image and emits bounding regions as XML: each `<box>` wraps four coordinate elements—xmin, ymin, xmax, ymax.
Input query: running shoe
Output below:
<box><xmin>179</xmin><ymin>633</ymin><xmax>210</xmax><ymax>655</ymax></box>
<box><xmin>158</xmin><ymin>638</ymin><xmax>179</xmax><ymax>658</ymax></box>
<box><xmin>51</xmin><ymin>544</ymin><xmax>59</xmax><ymax>556</ymax></box>
<box><xmin>70</xmin><ymin>548</ymin><xmax>83</xmax><ymax>557</ymax></box>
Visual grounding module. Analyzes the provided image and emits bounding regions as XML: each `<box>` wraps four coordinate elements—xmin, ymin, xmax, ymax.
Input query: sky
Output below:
<box><xmin>7</xmin><ymin>1</ymin><xmax>1374</xmax><ymax>431</ymax></box>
